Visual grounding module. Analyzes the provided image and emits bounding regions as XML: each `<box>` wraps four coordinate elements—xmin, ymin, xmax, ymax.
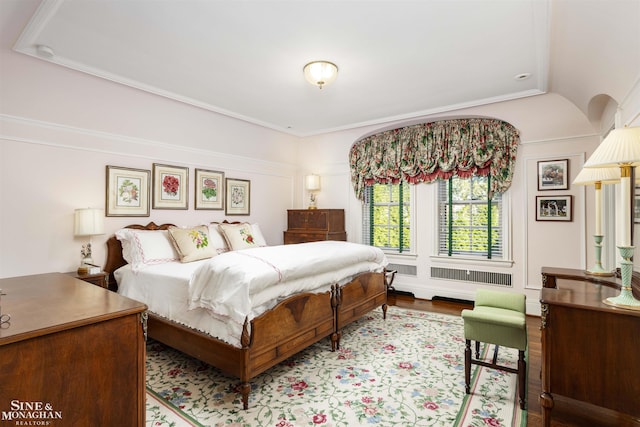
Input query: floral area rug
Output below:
<box><xmin>145</xmin><ymin>307</ymin><xmax>526</xmax><ymax>426</ymax></box>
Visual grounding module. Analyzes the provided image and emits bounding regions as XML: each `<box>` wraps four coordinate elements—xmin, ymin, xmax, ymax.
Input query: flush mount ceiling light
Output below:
<box><xmin>303</xmin><ymin>61</ymin><xmax>338</xmax><ymax>89</ymax></box>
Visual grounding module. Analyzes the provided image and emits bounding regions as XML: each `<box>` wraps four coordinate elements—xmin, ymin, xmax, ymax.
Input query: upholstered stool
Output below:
<box><xmin>461</xmin><ymin>289</ymin><xmax>527</xmax><ymax>409</ymax></box>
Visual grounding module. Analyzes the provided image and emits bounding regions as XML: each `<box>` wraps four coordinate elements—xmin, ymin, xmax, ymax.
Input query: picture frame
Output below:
<box><xmin>153</xmin><ymin>164</ymin><xmax>189</xmax><ymax>210</ymax></box>
<box><xmin>105</xmin><ymin>165</ymin><xmax>150</xmax><ymax>217</ymax></box>
<box><xmin>195</xmin><ymin>169</ymin><xmax>224</xmax><ymax>210</ymax></box>
<box><xmin>225</xmin><ymin>178</ymin><xmax>250</xmax><ymax>215</ymax></box>
<box><xmin>537</xmin><ymin>159</ymin><xmax>569</xmax><ymax>190</ymax></box>
<box><xmin>536</xmin><ymin>195</ymin><xmax>572</xmax><ymax>222</ymax></box>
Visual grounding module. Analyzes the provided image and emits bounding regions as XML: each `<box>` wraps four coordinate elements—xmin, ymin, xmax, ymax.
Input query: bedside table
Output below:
<box><xmin>66</xmin><ymin>270</ymin><xmax>109</xmax><ymax>288</ymax></box>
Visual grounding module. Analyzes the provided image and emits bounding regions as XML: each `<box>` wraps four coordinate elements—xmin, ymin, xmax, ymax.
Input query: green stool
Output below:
<box><xmin>461</xmin><ymin>289</ymin><xmax>527</xmax><ymax>409</ymax></box>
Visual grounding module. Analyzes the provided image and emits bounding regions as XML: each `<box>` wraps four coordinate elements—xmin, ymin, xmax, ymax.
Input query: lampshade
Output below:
<box><xmin>74</xmin><ymin>208</ymin><xmax>105</xmax><ymax>236</ymax></box>
<box><xmin>572</xmin><ymin>167</ymin><xmax>620</xmax><ymax>185</ymax></box>
<box><xmin>303</xmin><ymin>61</ymin><xmax>338</xmax><ymax>89</ymax></box>
<box><xmin>305</xmin><ymin>174</ymin><xmax>321</xmax><ymax>191</ymax></box>
<box><xmin>583</xmin><ymin>127</ymin><xmax>640</xmax><ymax>168</ymax></box>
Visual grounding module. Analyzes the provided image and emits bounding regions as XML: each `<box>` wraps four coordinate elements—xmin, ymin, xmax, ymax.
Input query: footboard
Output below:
<box><xmin>335</xmin><ymin>271</ymin><xmax>387</xmax><ymax>348</ymax></box>
<box><xmin>248</xmin><ymin>289</ymin><xmax>336</xmax><ymax>376</ymax></box>
<box><xmin>148</xmin><ymin>288</ymin><xmax>335</xmax><ymax>410</ymax></box>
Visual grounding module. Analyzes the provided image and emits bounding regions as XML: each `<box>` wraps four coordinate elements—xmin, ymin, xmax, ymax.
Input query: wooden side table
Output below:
<box><xmin>65</xmin><ymin>270</ymin><xmax>109</xmax><ymax>288</ymax></box>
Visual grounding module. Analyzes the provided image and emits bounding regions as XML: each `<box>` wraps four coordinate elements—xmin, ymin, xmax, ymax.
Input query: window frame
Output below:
<box><xmin>432</xmin><ymin>176</ymin><xmax>512</xmax><ymax>266</ymax></box>
<box><xmin>362</xmin><ymin>181</ymin><xmax>415</xmax><ymax>255</ymax></box>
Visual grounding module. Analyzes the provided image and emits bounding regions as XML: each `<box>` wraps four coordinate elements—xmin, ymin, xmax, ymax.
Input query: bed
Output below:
<box><xmin>103</xmin><ymin>221</ymin><xmax>389</xmax><ymax>409</ymax></box>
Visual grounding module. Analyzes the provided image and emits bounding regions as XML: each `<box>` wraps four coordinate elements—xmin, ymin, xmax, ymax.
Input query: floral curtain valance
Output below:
<box><xmin>349</xmin><ymin>118</ymin><xmax>520</xmax><ymax>200</ymax></box>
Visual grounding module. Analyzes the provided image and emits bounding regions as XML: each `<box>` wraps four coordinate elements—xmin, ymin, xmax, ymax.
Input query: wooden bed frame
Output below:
<box><xmin>103</xmin><ymin>222</ymin><xmax>388</xmax><ymax>409</ymax></box>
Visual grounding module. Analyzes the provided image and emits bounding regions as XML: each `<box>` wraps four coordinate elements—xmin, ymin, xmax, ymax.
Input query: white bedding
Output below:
<box><xmin>116</xmin><ymin>241</ymin><xmax>388</xmax><ymax>347</ymax></box>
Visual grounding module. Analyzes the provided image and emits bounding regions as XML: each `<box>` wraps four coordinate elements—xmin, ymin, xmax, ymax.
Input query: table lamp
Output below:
<box><xmin>572</xmin><ymin>167</ymin><xmax>620</xmax><ymax>276</ymax></box>
<box><xmin>583</xmin><ymin>126</ymin><xmax>640</xmax><ymax>309</ymax></box>
<box><xmin>74</xmin><ymin>208</ymin><xmax>105</xmax><ymax>274</ymax></box>
<box><xmin>305</xmin><ymin>174</ymin><xmax>321</xmax><ymax>209</ymax></box>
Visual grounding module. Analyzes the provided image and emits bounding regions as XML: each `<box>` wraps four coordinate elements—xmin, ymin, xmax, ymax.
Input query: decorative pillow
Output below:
<box><xmin>115</xmin><ymin>229</ymin><xmax>179</xmax><ymax>269</ymax></box>
<box><xmin>218</xmin><ymin>222</ymin><xmax>266</xmax><ymax>250</ymax></box>
<box><xmin>207</xmin><ymin>223</ymin><xmax>231</xmax><ymax>254</ymax></box>
<box><xmin>167</xmin><ymin>225</ymin><xmax>216</xmax><ymax>262</ymax></box>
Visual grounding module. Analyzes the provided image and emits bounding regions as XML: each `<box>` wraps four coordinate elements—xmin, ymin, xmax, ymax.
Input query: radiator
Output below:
<box><xmin>430</xmin><ymin>267</ymin><xmax>512</xmax><ymax>287</ymax></box>
<box><xmin>386</xmin><ymin>263</ymin><xmax>417</xmax><ymax>276</ymax></box>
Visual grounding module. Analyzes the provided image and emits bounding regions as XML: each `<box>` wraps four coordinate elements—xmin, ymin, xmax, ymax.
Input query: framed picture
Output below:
<box><xmin>153</xmin><ymin>164</ymin><xmax>189</xmax><ymax>209</ymax></box>
<box><xmin>538</xmin><ymin>159</ymin><xmax>569</xmax><ymax>190</ymax></box>
<box><xmin>195</xmin><ymin>169</ymin><xmax>224</xmax><ymax>210</ymax></box>
<box><xmin>225</xmin><ymin>178</ymin><xmax>250</xmax><ymax>215</ymax></box>
<box><xmin>105</xmin><ymin>165</ymin><xmax>150</xmax><ymax>217</ymax></box>
<box><xmin>536</xmin><ymin>195</ymin><xmax>572</xmax><ymax>221</ymax></box>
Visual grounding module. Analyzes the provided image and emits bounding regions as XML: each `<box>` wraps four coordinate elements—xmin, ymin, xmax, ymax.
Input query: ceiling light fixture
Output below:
<box><xmin>303</xmin><ymin>61</ymin><xmax>338</xmax><ymax>89</ymax></box>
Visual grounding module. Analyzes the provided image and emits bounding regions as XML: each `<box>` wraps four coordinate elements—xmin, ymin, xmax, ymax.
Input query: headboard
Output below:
<box><xmin>103</xmin><ymin>220</ymin><xmax>242</xmax><ymax>291</ymax></box>
<box><xmin>103</xmin><ymin>222</ymin><xmax>175</xmax><ymax>291</ymax></box>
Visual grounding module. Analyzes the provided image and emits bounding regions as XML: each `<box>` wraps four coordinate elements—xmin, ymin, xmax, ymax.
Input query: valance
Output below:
<box><xmin>349</xmin><ymin>118</ymin><xmax>520</xmax><ymax>200</ymax></box>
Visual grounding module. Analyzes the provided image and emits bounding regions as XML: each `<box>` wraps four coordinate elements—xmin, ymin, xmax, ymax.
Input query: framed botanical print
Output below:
<box><xmin>536</xmin><ymin>195</ymin><xmax>572</xmax><ymax>222</ymax></box>
<box><xmin>195</xmin><ymin>169</ymin><xmax>224</xmax><ymax>210</ymax></box>
<box><xmin>105</xmin><ymin>165</ymin><xmax>150</xmax><ymax>217</ymax></box>
<box><xmin>153</xmin><ymin>164</ymin><xmax>189</xmax><ymax>209</ymax></box>
<box><xmin>225</xmin><ymin>178</ymin><xmax>250</xmax><ymax>215</ymax></box>
<box><xmin>537</xmin><ymin>159</ymin><xmax>569</xmax><ymax>190</ymax></box>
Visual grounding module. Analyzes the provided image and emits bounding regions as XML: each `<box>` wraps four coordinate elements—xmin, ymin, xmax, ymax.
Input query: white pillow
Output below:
<box><xmin>250</xmin><ymin>223</ymin><xmax>268</xmax><ymax>246</ymax></box>
<box><xmin>207</xmin><ymin>223</ymin><xmax>230</xmax><ymax>254</ymax></box>
<box><xmin>218</xmin><ymin>222</ymin><xmax>267</xmax><ymax>250</ymax></box>
<box><xmin>115</xmin><ymin>229</ymin><xmax>179</xmax><ymax>269</ymax></box>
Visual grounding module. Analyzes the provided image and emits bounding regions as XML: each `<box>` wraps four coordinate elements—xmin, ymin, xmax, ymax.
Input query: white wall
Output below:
<box><xmin>0</xmin><ymin>38</ymin><xmax>300</xmax><ymax>277</ymax></box>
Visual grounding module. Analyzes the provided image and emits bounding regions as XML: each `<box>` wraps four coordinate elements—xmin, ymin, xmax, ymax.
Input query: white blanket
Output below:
<box><xmin>188</xmin><ymin>241</ymin><xmax>388</xmax><ymax>326</ymax></box>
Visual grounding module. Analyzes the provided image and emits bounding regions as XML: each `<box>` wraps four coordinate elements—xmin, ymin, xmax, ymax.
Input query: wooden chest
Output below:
<box><xmin>284</xmin><ymin>209</ymin><xmax>346</xmax><ymax>244</ymax></box>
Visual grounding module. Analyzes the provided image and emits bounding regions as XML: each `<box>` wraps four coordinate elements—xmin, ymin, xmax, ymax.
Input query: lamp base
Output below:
<box><xmin>586</xmin><ymin>235</ymin><xmax>614</xmax><ymax>276</ymax></box>
<box><xmin>603</xmin><ymin>289</ymin><xmax>640</xmax><ymax>311</ymax></box>
<box><xmin>603</xmin><ymin>245</ymin><xmax>640</xmax><ymax>311</ymax></box>
<box><xmin>586</xmin><ymin>269</ymin><xmax>615</xmax><ymax>277</ymax></box>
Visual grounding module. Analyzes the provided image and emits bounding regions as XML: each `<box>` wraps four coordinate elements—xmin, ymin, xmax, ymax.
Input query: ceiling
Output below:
<box><xmin>8</xmin><ymin>1</ymin><xmax>640</xmax><ymax>137</ymax></box>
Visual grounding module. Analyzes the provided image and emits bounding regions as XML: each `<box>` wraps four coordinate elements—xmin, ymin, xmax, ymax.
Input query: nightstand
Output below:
<box><xmin>66</xmin><ymin>270</ymin><xmax>109</xmax><ymax>288</ymax></box>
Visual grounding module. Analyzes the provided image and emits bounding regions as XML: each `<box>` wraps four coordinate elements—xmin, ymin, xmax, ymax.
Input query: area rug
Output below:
<box><xmin>145</xmin><ymin>307</ymin><xmax>526</xmax><ymax>426</ymax></box>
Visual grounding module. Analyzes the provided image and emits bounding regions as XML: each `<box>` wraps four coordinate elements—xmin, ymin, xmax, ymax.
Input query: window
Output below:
<box><xmin>362</xmin><ymin>182</ymin><xmax>411</xmax><ymax>253</ymax></box>
<box><xmin>438</xmin><ymin>176</ymin><xmax>503</xmax><ymax>259</ymax></box>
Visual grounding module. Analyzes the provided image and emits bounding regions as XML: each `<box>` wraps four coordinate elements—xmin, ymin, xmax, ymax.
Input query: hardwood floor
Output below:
<box><xmin>388</xmin><ymin>293</ymin><xmax>640</xmax><ymax>427</ymax></box>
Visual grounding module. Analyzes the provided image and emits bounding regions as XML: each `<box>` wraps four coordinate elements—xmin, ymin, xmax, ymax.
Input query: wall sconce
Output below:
<box><xmin>572</xmin><ymin>166</ymin><xmax>620</xmax><ymax>276</ymax></box>
<box><xmin>74</xmin><ymin>208</ymin><xmax>105</xmax><ymax>274</ymax></box>
<box><xmin>583</xmin><ymin>126</ymin><xmax>640</xmax><ymax>309</ymax></box>
<box><xmin>303</xmin><ymin>61</ymin><xmax>338</xmax><ymax>89</ymax></box>
<box><xmin>305</xmin><ymin>174</ymin><xmax>321</xmax><ymax>209</ymax></box>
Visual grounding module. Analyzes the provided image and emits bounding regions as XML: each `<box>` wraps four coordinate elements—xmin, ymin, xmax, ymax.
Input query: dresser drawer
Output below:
<box><xmin>283</xmin><ymin>231</ymin><xmax>346</xmax><ymax>244</ymax></box>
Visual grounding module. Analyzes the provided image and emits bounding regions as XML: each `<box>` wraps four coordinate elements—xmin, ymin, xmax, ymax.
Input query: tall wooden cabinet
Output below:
<box><xmin>284</xmin><ymin>209</ymin><xmax>346</xmax><ymax>244</ymax></box>
<box><xmin>0</xmin><ymin>273</ymin><xmax>147</xmax><ymax>426</ymax></box>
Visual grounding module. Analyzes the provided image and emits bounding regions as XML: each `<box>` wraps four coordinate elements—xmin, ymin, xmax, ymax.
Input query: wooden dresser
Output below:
<box><xmin>284</xmin><ymin>209</ymin><xmax>346</xmax><ymax>244</ymax></box>
<box><xmin>539</xmin><ymin>267</ymin><xmax>640</xmax><ymax>427</ymax></box>
<box><xmin>0</xmin><ymin>273</ymin><xmax>147</xmax><ymax>426</ymax></box>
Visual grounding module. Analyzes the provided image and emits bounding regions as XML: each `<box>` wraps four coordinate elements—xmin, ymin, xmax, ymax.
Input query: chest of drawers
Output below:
<box><xmin>284</xmin><ymin>209</ymin><xmax>346</xmax><ymax>244</ymax></box>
